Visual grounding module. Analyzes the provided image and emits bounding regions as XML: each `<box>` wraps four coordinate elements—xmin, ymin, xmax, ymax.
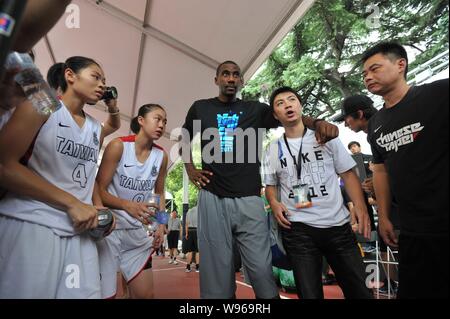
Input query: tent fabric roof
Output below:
<box><xmin>33</xmin><ymin>0</ymin><xmax>315</xmax><ymax>169</ymax></box>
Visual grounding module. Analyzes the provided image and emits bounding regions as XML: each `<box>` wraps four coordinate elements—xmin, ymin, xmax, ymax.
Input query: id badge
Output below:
<box><xmin>293</xmin><ymin>184</ymin><xmax>312</xmax><ymax>208</ymax></box>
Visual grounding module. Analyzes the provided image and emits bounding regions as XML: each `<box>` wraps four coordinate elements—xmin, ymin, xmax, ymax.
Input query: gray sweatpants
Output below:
<box><xmin>198</xmin><ymin>190</ymin><xmax>278</xmax><ymax>299</ymax></box>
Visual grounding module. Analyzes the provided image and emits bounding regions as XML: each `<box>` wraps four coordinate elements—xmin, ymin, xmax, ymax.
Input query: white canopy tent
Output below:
<box><xmin>33</xmin><ymin>0</ymin><xmax>316</xmax><ymax>170</ymax></box>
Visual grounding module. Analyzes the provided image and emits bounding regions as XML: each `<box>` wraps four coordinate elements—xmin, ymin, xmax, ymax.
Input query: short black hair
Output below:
<box><xmin>348</xmin><ymin>141</ymin><xmax>360</xmax><ymax>150</ymax></box>
<box><xmin>348</xmin><ymin>107</ymin><xmax>378</xmax><ymax>121</ymax></box>
<box><xmin>216</xmin><ymin>60</ymin><xmax>240</xmax><ymax>76</ymax></box>
<box><xmin>269</xmin><ymin>86</ymin><xmax>302</xmax><ymax>110</ymax></box>
<box><xmin>361</xmin><ymin>42</ymin><xmax>409</xmax><ymax>79</ymax></box>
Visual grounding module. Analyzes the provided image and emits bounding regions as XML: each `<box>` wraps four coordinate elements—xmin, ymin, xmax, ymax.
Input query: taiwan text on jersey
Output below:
<box><xmin>0</xmin><ymin>102</ymin><xmax>102</xmax><ymax>236</ymax></box>
<box><xmin>108</xmin><ymin>136</ymin><xmax>165</xmax><ymax>229</ymax></box>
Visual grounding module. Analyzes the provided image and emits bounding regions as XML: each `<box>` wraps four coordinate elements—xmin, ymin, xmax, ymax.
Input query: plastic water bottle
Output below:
<box><xmin>148</xmin><ymin>193</ymin><xmax>160</xmax><ymax>211</ymax></box>
<box><xmin>4</xmin><ymin>51</ymin><xmax>60</xmax><ymax>115</ymax></box>
<box><xmin>146</xmin><ymin>193</ymin><xmax>160</xmax><ymax>224</ymax></box>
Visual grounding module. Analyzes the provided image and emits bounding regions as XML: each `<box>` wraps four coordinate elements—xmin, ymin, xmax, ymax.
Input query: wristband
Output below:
<box><xmin>156</xmin><ymin>211</ymin><xmax>169</xmax><ymax>224</ymax></box>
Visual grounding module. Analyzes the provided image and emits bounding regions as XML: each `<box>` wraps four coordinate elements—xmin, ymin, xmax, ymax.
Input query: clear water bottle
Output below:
<box><xmin>148</xmin><ymin>193</ymin><xmax>160</xmax><ymax>210</ymax></box>
<box><xmin>146</xmin><ymin>193</ymin><xmax>160</xmax><ymax>222</ymax></box>
<box><xmin>89</xmin><ymin>209</ymin><xmax>114</xmax><ymax>240</ymax></box>
<box><xmin>4</xmin><ymin>51</ymin><xmax>60</xmax><ymax>115</ymax></box>
<box><xmin>145</xmin><ymin>194</ymin><xmax>167</xmax><ymax>232</ymax></box>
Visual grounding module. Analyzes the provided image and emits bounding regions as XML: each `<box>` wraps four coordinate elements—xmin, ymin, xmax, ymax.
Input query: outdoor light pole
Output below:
<box><xmin>181</xmin><ymin>165</ymin><xmax>189</xmax><ymax>256</ymax></box>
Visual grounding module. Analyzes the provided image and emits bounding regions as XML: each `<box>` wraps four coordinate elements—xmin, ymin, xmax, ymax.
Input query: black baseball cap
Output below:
<box><xmin>334</xmin><ymin>95</ymin><xmax>375</xmax><ymax>122</ymax></box>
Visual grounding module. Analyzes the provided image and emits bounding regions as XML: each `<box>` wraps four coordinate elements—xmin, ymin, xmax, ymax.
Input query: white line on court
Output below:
<box><xmin>234</xmin><ymin>278</ymin><xmax>292</xmax><ymax>299</ymax></box>
<box><xmin>153</xmin><ymin>266</ymin><xmax>186</xmax><ymax>272</ymax></box>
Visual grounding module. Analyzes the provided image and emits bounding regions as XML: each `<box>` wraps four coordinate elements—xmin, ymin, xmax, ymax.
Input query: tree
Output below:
<box><xmin>166</xmin><ymin>140</ymin><xmax>202</xmax><ymax>212</ymax></box>
<box><xmin>166</xmin><ymin>161</ymin><xmax>199</xmax><ymax>212</ymax></box>
<box><xmin>166</xmin><ymin>0</ymin><xmax>449</xmax><ymax>208</ymax></box>
<box><xmin>242</xmin><ymin>0</ymin><xmax>449</xmax><ymax>119</ymax></box>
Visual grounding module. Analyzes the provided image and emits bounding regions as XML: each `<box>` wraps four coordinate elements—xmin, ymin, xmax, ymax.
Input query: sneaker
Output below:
<box><xmin>378</xmin><ymin>280</ymin><xmax>398</xmax><ymax>295</ymax></box>
<box><xmin>168</xmin><ymin>259</ymin><xmax>173</xmax><ymax>264</ymax></box>
<box><xmin>362</xmin><ymin>243</ymin><xmax>377</xmax><ymax>253</ymax></box>
<box><xmin>195</xmin><ymin>265</ymin><xmax>200</xmax><ymax>272</ymax></box>
<box><xmin>322</xmin><ymin>274</ymin><xmax>337</xmax><ymax>285</ymax></box>
<box><xmin>173</xmin><ymin>260</ymin><xmax>179</xmax><ymax>265</ymax></box>
<box><xmin>185</xmin><ymin>266</ymin><xmax>191</xmax><ymax>273</ymax></box>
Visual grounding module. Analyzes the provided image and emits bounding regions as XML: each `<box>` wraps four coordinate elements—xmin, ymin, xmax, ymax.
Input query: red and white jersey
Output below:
<box><xmin>0</xmin><ymin>102</ymin><xmax>101</xmax><ymax>236</ymax></box>
<box><xmin>108</xmin><ymin>135</ymin><xmax>165</xmax><ymax>229</ymax></box>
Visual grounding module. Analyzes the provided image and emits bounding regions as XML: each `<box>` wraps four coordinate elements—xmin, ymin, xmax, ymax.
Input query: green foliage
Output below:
<box><xmin>166</xmin><ymin>161</ymin><xmax>199</xmax><ymax>212</ymax></box>
<box><xmin>165</xmin><ymin>142</ymin><xmax>202</xmax><ymax>212</ymax></box>
<box><xmin>242</xmin><ymin>0</ymin><xmax>449</xmax><ymax>119</ymax></box>
<box><xmin>167</xmin><ymin>0</ymin><xmax>448</xmax><ymax>209</ymax></box>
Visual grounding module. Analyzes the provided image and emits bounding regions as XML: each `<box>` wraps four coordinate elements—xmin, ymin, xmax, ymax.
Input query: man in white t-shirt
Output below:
<box><xmin>263</xmin><ymin>86</ymin><xmax>373</xmax><ymax>299</ymax></box>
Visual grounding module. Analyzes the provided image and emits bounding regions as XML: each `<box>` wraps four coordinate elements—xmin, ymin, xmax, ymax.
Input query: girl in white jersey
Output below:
<box><xmin>0</xmin><ymin>56</ymin><xmax>118</xmax><ymax>298</ymax></box>
<box><xmin>96</xmin><ymin>104</ymin><xmax>168</xmax><ymax>299</ymax></box>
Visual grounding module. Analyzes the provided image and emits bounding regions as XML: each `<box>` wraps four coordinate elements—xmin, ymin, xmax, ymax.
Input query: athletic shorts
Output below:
<box><xmin>167</xmin><ymin>230</ymin><xmax>179</xmax><ymax>249</ymax></box>
<box><xmin>185</xmin><ymin>228</ymin><xmax>198</xmax><ymax>253</ymax></box>
<box><xmin>0</xmin><ymin>216</ymin><xmax>101</xmax><ymax>298</ymax></box>
<box><xmin>97</xmin><ymin>227</ymin><xmax>153</xmax><ymax>298</ymax></box>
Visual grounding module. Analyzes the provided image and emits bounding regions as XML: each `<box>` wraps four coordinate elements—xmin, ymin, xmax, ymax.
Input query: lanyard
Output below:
<box><xmin>283</xmin><ymin>128</ymin><xmax>307</xmax><ymax>182</ymax></box>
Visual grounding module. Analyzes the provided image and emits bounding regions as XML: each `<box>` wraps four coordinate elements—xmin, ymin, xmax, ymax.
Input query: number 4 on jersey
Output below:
<box><xmin>72</xmin><ymin>164</ymin><xmax>87</xmax><ymax>188</ymax></box>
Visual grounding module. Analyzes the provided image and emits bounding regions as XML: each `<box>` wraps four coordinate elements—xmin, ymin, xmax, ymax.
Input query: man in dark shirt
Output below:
<box><xmin>337</xmin><ymin>95</ymin><xmax>401</xmax><ymax>293</ymax></box>
<box><xmin>348</xmin><ymin>141</ymin><xmax>373</xmax><ymax>178</ymax></box>
<box><xmin>181</xmin><ymin>61</ymin><xmax>338</xmax><ymax>299</ymax></box>
<box><xmin>361</xmin><ymin>42</ymin><xmax>448</xmax><ymax>298</ymax></box>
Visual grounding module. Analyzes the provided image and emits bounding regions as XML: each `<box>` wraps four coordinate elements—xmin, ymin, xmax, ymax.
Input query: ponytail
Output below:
<box><xmin>46</xmin><ymin>62</ymin><xmax>65</xmax><ymax>91</ymax></box>
<box><xmin>47</xmin><ymin>56</ymin><xmax>100</xmax><ymax>93</ymax></box>
<box><xmin>130</xmin><ymin>116</ymin><xmax>140</xmax><ymax>134</ymax></box>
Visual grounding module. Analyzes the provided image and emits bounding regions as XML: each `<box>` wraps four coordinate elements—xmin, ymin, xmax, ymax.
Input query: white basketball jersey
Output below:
<box><xmin>0</xmin><ymin>102</ymin><xmax>102</xmax><ymax>236</ymax></box>
<box><xmin>108</xmin><ymin>135</ymin><xmax>165</xmax><ymax>229</ymax></box>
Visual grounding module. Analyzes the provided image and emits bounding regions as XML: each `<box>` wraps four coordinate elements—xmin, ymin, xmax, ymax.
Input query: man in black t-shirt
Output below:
<box><xmin>181</xmin><ymin>61</ymin><xmax>338</xmax><ymax>299</ymax></box>
<box><xmin>361</xmin><ymin>42</ymin><xmax>448</xmax><ymax>298</ymax></box>
<box><xmin>337</xmin><ymin>97</ymin><xmax>401</xmax><ymax>293</ymax></box>
<box><xmin>348</xmin><ymin>141</ymin><xmax>373</xmax><ymax>178</ymax></box>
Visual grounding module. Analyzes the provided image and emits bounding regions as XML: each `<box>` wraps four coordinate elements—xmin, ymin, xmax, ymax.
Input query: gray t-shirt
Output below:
<box><xmin>168</xmin><ymin>217</ymin><xmax>181</xmax><ymax>231</ymax></box>
<box><xmin>263</xmin><ymin>129</ymin><xmax>355</xmax><ymax>228</ymax></box>
<box><xmin>186</xmin><ymin>206</ymin><xmax>198</xmax><ymax>228</ymax></box>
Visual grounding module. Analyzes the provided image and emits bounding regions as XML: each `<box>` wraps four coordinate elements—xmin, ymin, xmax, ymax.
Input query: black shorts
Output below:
<box><xmin>185</xmin><ymin>228</ymin><xmax>198</xmax><ymax>253</ymax></box>
<box><xmin>167</xmin><ymin>231</ymin><xmax>179</xmax><ymax>249</ymax></box>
